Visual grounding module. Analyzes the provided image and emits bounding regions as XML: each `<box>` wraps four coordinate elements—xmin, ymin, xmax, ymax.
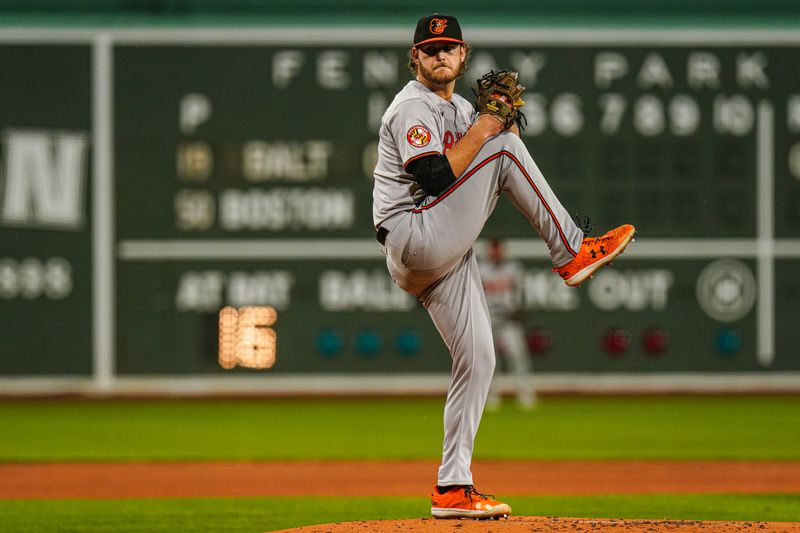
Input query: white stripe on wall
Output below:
<box><xmin>116</xmin><ymin>238</ymin><xmax>800</xmax><ymax>261</ymax></box>
<box><xmin>757</xmin><ymin>101</ymin><xmax>776</xmax><ymax>367</ymax></box>
<box><xmin>2</xmin><ymin>27</ymin><xmax>800</xmax><ymax>46</ymax></box>
<box><xmin>1</xmin><ymin>373</ymin><xmax>799</xmax><ymax>396</ymax></box>
<box><xmin>92</xmin><ymin>34</ymin><xmax>115</xmax><ymax>391</ymax></box>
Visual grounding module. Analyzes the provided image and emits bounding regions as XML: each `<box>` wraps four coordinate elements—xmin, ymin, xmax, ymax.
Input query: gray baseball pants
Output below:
<box><xmin>379</xmin><ymin>132</ymin><xmax>582</xmax><ymax>485</ymax></box>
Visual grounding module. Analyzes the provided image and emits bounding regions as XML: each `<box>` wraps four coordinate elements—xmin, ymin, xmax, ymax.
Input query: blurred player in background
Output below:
<box><xmin>479</xmin><ymin>238</ymin><xmax>536</xmax><ymax>410</ymax></box>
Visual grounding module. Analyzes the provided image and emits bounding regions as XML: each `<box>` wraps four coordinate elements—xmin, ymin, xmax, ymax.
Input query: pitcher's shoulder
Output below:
<box><xmin>384</xmin><ymin>84</ymin><xmax>439</xmax><ymax>121</ymax></box>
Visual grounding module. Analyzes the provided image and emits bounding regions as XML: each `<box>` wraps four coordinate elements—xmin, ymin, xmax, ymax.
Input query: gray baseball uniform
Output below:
<box><xmin>373</xmin><ymin>79</ymin><xmax>582</xmax><ymax>486</ymax></box>
<box><xmin>479</xmin><ymin>257</ymin><xmax>536</xmax><ymax>409</ymax></box>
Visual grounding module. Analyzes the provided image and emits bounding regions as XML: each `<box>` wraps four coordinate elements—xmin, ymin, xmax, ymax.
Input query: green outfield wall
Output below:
<box><xmin>1</xmin><ymin>22</ymin><xmax>799</xmax><ymax>390</ymax></box>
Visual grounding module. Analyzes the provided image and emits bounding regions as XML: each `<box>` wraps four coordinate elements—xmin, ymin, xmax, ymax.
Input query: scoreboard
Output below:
<box><xmin>1</xmin><ymin>29</ymin><xmax>799</xmax><ymax>384</ymax></box>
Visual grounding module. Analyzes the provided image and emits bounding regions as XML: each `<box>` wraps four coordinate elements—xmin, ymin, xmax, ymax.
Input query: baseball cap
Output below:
<box><xmin>413</xmin><ymin>14</ymin><xmax>464</xmax><ymax>47</ymax></box>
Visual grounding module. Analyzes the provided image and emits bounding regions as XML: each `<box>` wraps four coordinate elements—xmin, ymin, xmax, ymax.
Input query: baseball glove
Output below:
<box><xmin>471</xmin><ymin>69</ymin><xmax>526</xmax><ymax>129</ymax></box>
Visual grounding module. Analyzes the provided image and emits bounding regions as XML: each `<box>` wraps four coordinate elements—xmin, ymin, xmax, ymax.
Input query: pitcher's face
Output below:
<box><xmin>413</xmin><ymin>43</ymin><xmax>466</xmax><ymax>87</ymax></box>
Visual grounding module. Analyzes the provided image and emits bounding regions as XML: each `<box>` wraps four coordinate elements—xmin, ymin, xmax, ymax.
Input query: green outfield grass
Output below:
<box><xmin>1</xmin><ymin>494</ymin><xmax>799</xmax><ymax>533</ymax></box>
<box><xmin>1</xmin><ymin>395</ymin><xmax>799</xmax><ymax>461</ymax></box>
<box><xmin>2</xmin><ymin>395</ymin><xmax>799</xmax><ymax>532</ymax></box>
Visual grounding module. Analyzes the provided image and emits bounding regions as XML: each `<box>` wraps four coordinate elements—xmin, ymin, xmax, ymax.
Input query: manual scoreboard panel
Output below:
<box><xmin>2</xmin><ymin>32</ymin><xmax>798</xmax><ymax>376</ymax></box>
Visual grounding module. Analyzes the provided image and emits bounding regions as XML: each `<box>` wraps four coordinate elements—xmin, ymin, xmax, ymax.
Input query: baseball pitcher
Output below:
<box><xmin>372</xmin><ymin>13</ymin><xmax>635</xmax><ymax>519</ymax></box>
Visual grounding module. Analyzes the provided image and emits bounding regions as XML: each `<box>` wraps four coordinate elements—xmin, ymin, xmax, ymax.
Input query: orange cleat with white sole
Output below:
<box><xmin>430</xmin><ymin>485</ymin><xmax>511</xmax><ymax>519</ymax></box>
<box><xmin>554</xmin><ymin>224</ymin><xmax>636</xmax><ymax>287</ymax></box>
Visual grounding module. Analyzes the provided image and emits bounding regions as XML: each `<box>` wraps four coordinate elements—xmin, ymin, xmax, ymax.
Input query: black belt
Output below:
<box><xmin>376</xmin><ymin>226</ymin><xmax>389</xmax><ymax>246</ymax></box>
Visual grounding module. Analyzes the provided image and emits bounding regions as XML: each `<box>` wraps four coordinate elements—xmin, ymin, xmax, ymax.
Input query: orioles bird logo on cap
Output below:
<box><xmin>429</xmin><ymin>18</ymin><xmax>447</xmax><ymax>34</ymax></box>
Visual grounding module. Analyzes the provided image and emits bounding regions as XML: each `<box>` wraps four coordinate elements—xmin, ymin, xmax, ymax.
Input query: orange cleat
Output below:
<box><xmin>553</xmin><ymin>224</ymin><xmax>636</xmax><ymax>287</ymax></box>
<box><xmin>430</xmin><ymin>485</ymin><xmax>512</xmax><ymax>519</ymax></box>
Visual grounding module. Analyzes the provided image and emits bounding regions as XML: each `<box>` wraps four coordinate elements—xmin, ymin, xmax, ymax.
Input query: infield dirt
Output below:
<box><xmin>2</xmin><ymin>459</ymin><xmax>800</xmax><ymax>498</ymax></box>
<box><xmin>2</xmin><ymin>460</ymin><xmax>799</xmax><ymax>532</ymax></box>
<box><xmin>271</xmin><ymin>516</ymin><xmax>800</xmax><ymax>532</ymax></box>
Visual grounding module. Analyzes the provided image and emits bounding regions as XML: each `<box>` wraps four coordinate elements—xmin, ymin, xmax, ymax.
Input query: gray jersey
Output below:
<box><xmin>372</xmin><ymin>80</ymin><xmax>475</xmax><ymax>229</ymax></box>
<box><xmin>373</xmin><ymin>76</ymin><xmax>582</xmax><ymax>489</ymax></box>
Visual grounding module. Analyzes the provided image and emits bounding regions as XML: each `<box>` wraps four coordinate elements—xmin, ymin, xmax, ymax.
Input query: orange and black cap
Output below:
<box><xmin>413</xmin><ymin>14</ymin><xmax>464</xmax><ymax>47</ymax></box>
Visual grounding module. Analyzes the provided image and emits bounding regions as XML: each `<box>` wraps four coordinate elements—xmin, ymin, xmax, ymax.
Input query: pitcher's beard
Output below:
<box><xmin>418</xmin><ymin>61</ymin><xmax>464</xmax><ymax>86</ymax></box>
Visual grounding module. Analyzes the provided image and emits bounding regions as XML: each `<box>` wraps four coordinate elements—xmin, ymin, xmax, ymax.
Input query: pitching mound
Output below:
<box><xmin>270</xmin><ymin>516</ymin><xmax>800</xmax><ymax>532</ymax></box>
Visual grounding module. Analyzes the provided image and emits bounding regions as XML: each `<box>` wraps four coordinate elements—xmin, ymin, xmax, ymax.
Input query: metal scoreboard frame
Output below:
<box><xmin>1</xmin><ymin>27</ymin><xmax>800</xmax><ymax>394</ymax></box>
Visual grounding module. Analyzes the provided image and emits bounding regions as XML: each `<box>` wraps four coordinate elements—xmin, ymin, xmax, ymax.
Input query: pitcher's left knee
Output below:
<box><xmin>483</xmin><ymin>130</ymin><xmax>527</xmax><ymax>156</ymax></box>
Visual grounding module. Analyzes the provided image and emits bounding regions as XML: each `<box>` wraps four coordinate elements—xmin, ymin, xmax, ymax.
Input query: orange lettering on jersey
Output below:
<box><xmin>443</xmin><ymin>131</ymin><xmax>454</xmax><ymax>152</ymax></box>
<box><xmin>443</xmin><ymin>131</ymin><xmax>465</xmax><ymax>153</ymax></box>
<box><xmin>407</xmin><ymin>125</ymin><xmax>432</xmax><ymax>147</ymax></box>
<box><xmin>429</xmin><ymin>18</ymin><xmax>448</xmax><ymax>34</ymax></box>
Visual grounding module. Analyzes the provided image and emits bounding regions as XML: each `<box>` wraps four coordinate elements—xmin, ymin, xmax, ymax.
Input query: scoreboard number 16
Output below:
<box><xmin>218</xmin><ymin>306</ymin><xmax>278</xmax><ymax>369</ymax></box>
